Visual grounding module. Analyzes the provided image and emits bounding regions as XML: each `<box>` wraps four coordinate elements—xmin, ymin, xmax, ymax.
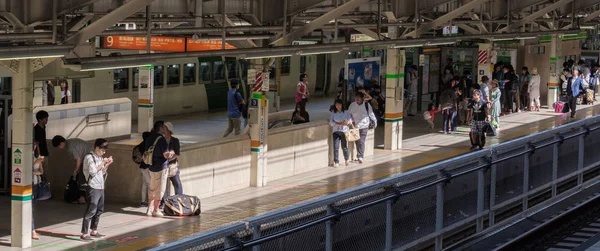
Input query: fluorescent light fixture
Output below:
<box><xmin>516</xmin><ymin>36</ymin><xmax>536</xmax><ymax>40</ymax></box>
<box><xmin>297</xmin><ymin>50</ymin><xmax>341</xmax><ymax>55</ymax></box>
<box><xmin>80</xmin><ymin>64</ymin><xmax>152</xmax><ymax>71</ymax></box>
<box><xmin>426</xmin><ymin>42</ymin><xmax>455</xmax><ymax>46</ymax></box>
<box><xmin>580</xmin><ymin>25</ymin><xmax>595</xmax><ymax>29</ymax></box>
<box><xmin>393</xmin><ymin>44</ymin><xmax>423</xmax><ymax>48</ymax></box>
<box><xmin>492</xmin><ymin>37</ymin><xmax>515</xmax><ymax>41</ymax></box>
<box><xmin>0</xmin><ymin>54</ymin><xmax>65</xmax><ymax>61</ymax></box>
<box><xmin>244</xmin><ymin>54</ymin><xmax>292</xmax><ymax>60</ymax></box>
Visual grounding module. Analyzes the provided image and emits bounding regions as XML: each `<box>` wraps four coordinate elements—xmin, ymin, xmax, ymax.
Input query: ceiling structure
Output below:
<box><xmin>0</xmin><ymin>0</ymin><xmax>598</xmax><ymax>69</ymax></box>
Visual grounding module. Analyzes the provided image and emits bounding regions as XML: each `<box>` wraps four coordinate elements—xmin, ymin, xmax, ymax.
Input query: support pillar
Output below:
<box><xmin>275</xmin><ymin>58</ymin><xmax>282</xmax><ymax>112</ymax></box>
<box><xmin>547</xmin><ymin>34</ymin><xmax>561</xmax><ymax>107</ymax></box>
<box><xmin>33</xmin><ymin>81</ymin><xmax>44</xmax><ymax>108</ymax></box>
<box><xmin>11</xmin><ymin>59</ymin><xmax>34</xmax><ymax>248</ymax></box>
<box><xmin>384</xmin><ymin>49</ymin><xmax>405</xmax><ymax>150</ymax></box>
<box><xmin>137</xmin><ymin>66</ymin><xmax>154</xmax><ymax>133</ymax></box>
<box><xmin>249</xmin><ymin>65</ymin><xmax>269</xmax><ymax>187</ymax></box>
<box><xmin>477</xmin><ymin>43</ymin><xmax>493</xmax><ymax>81</ymax></box>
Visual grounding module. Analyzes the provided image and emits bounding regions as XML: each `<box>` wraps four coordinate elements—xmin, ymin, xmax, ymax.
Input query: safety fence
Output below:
<box><xmin>153</xmin><ymin>114</ymin><xmax>600</xmax><ymax>251</ymax></box>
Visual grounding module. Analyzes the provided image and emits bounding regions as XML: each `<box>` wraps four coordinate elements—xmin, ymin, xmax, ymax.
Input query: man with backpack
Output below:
<box><xmin>144</xmin><ymin>121</ymin><xmax>174</xmax><ymax>217</ymax></box>
<box><xmin>52</xmin><ymin>135</ymin><xmax>92</xmax><ymax>204</ymax></box>
<box><xmin>132</xmin><ymin>132</ymin><xmax>151</xmax><ymax>207</ymax></box>
<box><xmin>223</xmin><ymin>81</ymin><xmax>246</xmax><ymax>137</ymax></box>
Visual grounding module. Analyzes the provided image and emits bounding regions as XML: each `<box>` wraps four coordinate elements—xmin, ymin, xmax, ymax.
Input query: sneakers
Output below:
<box><xmin>345</xmin><ymin>161</ymin><xmax>349</xmax><ymax>166</ymax></box>
<box><xmin>140</xmin><ymin>201</ymin><xmax>148</xmax><ymax>207</ymax></box>
<box><xmin>146</xmin><ymin>208</ymin><xmax>153</xmax><ymax>216</ymax></box>
<box><xmin>333</xmin><ymin>163</ymin><xmax>339</xmax><ymax>168</ymax></box>
<box><xmin>357</xmin><ymin>159</ymin><xmax>363</xmax><ymax>164</ymax></box>
<box><xmin>90</xmin><ymin>232</ymin><xmax>106</xmax><ymax>238</ymax></box>
<box><xmin>153</xmin><ymin>211</ymin><xmax>164</xmax><ymax>217</ymax></box>
<box><xmin>80</xmin><ymin>235</ymin><xmax>93</xmax><ymax>241</ymax></box>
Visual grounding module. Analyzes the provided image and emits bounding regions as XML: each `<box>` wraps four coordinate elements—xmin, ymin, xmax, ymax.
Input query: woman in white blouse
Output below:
<box><xmin>528</xmin><ymin>67</ymin><xmax>541</xmax><ymax>112</ymax></box>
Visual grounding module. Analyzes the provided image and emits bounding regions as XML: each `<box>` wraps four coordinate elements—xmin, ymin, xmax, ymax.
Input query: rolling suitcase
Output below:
<box><xmin>483</xmin><ymin>122</ymin><xmax>497</xmax><ymax>137</ymax></box>
<box><xmin>585</xmin><ymin>89</ymin><xmax>595</xmax><ymax>105</ymax></box>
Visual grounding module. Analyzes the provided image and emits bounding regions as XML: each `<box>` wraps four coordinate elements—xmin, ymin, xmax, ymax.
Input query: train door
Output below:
<box><xmin>315</xmin><ymin>55</ymin><xmax>326</xmax><ymax>95</ymax></box>
<box><xmin>200</xmin><ymin>56</ymin><xmax>229</xmax><ymax>110</ymax></box>
<box><xmin>0</xmin><ymin>96</ymin><xmax>11</xmax><ymax>194</ymax></box>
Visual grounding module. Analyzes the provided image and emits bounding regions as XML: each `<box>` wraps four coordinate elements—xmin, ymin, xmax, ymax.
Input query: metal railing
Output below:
<box><xmin>66</xmin><ymin>112</ymin><xmax>110</xmax><ymax>139</ymax></box>
<box><xmin>154</xmin><ymin>114</ymin><xmax>600</xmax><ymax>251</ymax></box>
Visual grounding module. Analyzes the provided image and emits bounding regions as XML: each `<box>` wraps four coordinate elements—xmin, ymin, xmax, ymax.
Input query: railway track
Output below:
<box><xmin>496</xmin><ymin>193</ymin><xmax>600</xmax><ymax>251</ymax></box>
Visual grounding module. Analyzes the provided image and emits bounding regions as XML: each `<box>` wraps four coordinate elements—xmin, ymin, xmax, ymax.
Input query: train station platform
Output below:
<box><xmin>2</xmin><ymin>102</ymin><xmax>600</xmax><ymax>251</ymax></box>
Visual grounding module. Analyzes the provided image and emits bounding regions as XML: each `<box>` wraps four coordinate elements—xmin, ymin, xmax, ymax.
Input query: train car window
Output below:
<box><xmin>113</xmin><ymin>68</ymin><xmax>129</xmax><ymax>92</ymax></box>
<box><xmin>214</xmin><ymin>61</ymin><xmax>225</xmax><ymax>81</ymax></box>
<box><xmin>154</xmin><ymin>65</ymin><xmax>164</xmax><ymax>87</ymax></box>
<box><xmin>300</xmin><ymin>56</ymin><xmax>307</xmax><ymax>73</ymax></box>
<box><xmin>132</xmin><ymin>68</ymin><xmax>139</xmax><ymax>90</ymax></box>
<box><xmin>199</xmin><ymin>62</ymin><xmax>211</xmax><ymax>82</ymax></box>
<box><xmin>184</xmin><ymin>63</ymin><xmax>196</xmax><ymax>84</ymax></box>
<box><xmin>281</xmin><ymin>57</ymin><xmax>291</xmax><ymax>74</ymax></box>
<box><xmin>167</xmin><ymin>64</ymin><xmax>181</xmax><ymax>86</ymax></box>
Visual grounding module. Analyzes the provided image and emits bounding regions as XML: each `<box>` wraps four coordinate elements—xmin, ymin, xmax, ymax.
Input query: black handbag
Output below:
<box><xmin>34</xmin><ymin>175</ymin><xmax>52</xmax><ymax>201</ymax></box>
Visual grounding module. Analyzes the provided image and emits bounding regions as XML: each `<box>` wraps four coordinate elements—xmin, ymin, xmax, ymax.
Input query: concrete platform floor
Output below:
<box><xmin>2</xmin><ymin>101</ymin><xmax>599</xmax><ymax>250</ymax></box>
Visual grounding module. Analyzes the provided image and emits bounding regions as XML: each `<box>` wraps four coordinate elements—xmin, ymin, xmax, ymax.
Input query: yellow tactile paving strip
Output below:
<box><xmin>103</xmin><ymin>106</ymin><xmax>600</xmax><ymax>251</ymax></box>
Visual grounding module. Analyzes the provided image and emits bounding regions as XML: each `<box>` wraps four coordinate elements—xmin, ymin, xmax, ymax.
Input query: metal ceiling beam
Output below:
<box><xmin>584</xmin><ymin>8</ymin><xmax>600</xmax><ymax>23</ymax></box>
<box><xmin>0</xmin><ymin>12</ymin><xmax>26</xmax><ymax>30</ymax></box>
<box><xmin>338</xmin><ymin>19</ymin><xmax>384</xmax><ymax>40</ymax></box>
<box><xmin>70</xmin><ymin>29</ymin><xmax>580</xmax><ymax>66</ymax></box>
<box><xmin>271</xmin><ymin>0</ymin><xmax>371</xmax><ymax>46</ymax></box>
<box><xmin>215</xmin><ymin>14</ymin><xmax>258</xmax><ymax>47</ymax></box>
<box><xmin>469</xmin><ymin>13</ymin><xmax>488</xmax><ymax>33</ymax></box>
<box><xmin>403</xmin><ymin>0</ymin><xmax>491</xmax><ymax>38</ymax></box>
<box><xmin>67</xmin><ymin>14</ymin><xmax>95</xmax><ymax>32</ymax></box>
<box><xmin>499</xmin><ymin>0</ymin><xmax>573</xmax><ymax>32</ymax></box>
<box><xmin>458</xmin><ymin>24</ymin><xmax>480</xmax><ymax>34</ymax></box>
<box><xmin>63</xmin><ymin>0</ymin><xmax>157</xmax><ymax>46</ymax></box>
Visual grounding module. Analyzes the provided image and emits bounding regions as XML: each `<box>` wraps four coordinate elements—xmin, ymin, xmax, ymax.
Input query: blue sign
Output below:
<box><xmin>250</xmin><ymin>98</ymin><xmax>259</xmax><ymax>107</ymax></box>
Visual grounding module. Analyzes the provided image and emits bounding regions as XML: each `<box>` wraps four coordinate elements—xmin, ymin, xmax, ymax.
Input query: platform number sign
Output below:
<box><xmin>13</xmin><ymin>168</ymin><xmax>21</xmax><ymax>184</ymax></box>
<box><xmin>13</xmin><ymin>148</ymin><xmax>22</xmax><ymax>165</ymax></box>
<box><xmin>250</xmin><ymin>98</ymin><xmax>259</xmax><ymax>108</ymax></box>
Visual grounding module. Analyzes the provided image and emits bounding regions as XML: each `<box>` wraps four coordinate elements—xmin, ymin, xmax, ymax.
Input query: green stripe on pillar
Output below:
<box><xmin>11</xmin><ymin>195</ymin><xmax>32</xmax><ymax>201</ymax></box>
<box><xmin>138</xmin><ymin>104</ymin><xmax>153</xmax><ymax>108</ymax></box>
<box><xmin>363</xmin><ymin>48</ymin><xmax>371</xmax><ymax>53</ymax></box>
<box><xmin>386</xmin><ymin>73</ymin><xmax>404</xmax><ymax>79</ymax></box>
<box><xmin>549</xmin><ymin>87</ymin><xmax>559</xmax><ymax>90</ymax></box>
<box><xmin>252</xmin><ymin>93</ymin><xmax>262</xmax><ymax>99</ymax></box>
<box><xmin>251</xmin><ymin>148</ymin><xmax>261</xmax><ymax>152</ymax></box>
<box><xmin>550</xmin><ymin>57</ymin><xmax>557</xmax><ymax>61</ymax></box>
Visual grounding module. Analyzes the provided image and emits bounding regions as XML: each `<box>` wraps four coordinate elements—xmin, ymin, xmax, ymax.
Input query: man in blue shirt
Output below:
<box><xmin>567</xmin><ymin>70</ymin><xmax>584</xmax><ymax>118</ymax></box>
<box><xmin>144</xmin><ymin>121</ymin><xmax>173</xmax><ymax>217</ymax></box>
<box><xmin>223</xmin><ymin>81</ymin><xmax>246</xmax><ymax>137</ymax></box>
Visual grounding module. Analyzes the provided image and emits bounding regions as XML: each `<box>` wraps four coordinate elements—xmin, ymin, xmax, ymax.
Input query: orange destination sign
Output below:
<box><xmin>102</xmin><ymin>36</ymin><xmax>236</xmax><ymax>52</ymax></box>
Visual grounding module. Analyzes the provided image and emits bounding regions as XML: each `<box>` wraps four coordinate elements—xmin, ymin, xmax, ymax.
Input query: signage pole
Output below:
<box><xmin>137</xmin><ymin>66</ymin><xmax>154</xmax><ymax>133</ymax></box>
<box><xmin>249</xmin><ymin>62</ymin><xmax>269</xmax><ymax>187</ymax></box>
<box><xmin>384</xmin><ymin>49</ymin><xmax>405</xmax><ymax>150</ymax></box>
<box><xmin>547</xmin><ymin>34</ymin><xmax>561</xmax><ymax>107</ymax></box>
<box><xmin>11</xmin><ymin>59</ymin><xmax>34</xmax><ymax>248</ymax></box>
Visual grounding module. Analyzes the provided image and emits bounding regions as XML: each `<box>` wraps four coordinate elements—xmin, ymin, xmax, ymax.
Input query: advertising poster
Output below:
<box><xmin>429</xmin><ymin>55</ymin><xmax>441</xmax><ymax>93</ymax></box>
<box><xmin>344</xmin><ymin>57</ymin><xmax>381</xmax><ymax>91</ymax></box>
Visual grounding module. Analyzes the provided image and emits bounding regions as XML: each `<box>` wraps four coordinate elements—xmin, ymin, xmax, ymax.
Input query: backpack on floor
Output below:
<box><xmin>163</xmin><ymin>194</ymin><xmax>201</xmax><ymax>216</ymax></box>
<box><xmin>64</xmin><ymin>176</ymin><xmax>83</xmax><ymax>203</ymax></box>
<box><xmin>585</xmin><ymin>89</ymin><xmax>595</xmax><ymax>104</ymax></box>
<box><xmin>483</xmin><ymin>122</ymin><xmax>497</xmax><ymax>137</ymax></box>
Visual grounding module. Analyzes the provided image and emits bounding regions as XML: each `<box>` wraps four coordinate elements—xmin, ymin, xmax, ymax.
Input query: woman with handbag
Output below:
<box><xmin>160</xmin><ymin>122</ymin><xmax>182</xmax><ymax>209</ymax></box>
<box><xmin>329</xmin><ymin>99</ymin><xmax>353</xmax><ymax>167</ymax></box>
<box><xmin>31</xmin><ymin>144</ymin><xmax>44</xmax><ymax>240</ymax></box>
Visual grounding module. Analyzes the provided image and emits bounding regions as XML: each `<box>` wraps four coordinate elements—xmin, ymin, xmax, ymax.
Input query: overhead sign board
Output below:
<box><xmin>292</xmin><ymin>40</ymin><xmax>318</xmax><ymax>45</ymax></box>
<box><xmin>350</xmin><ymin>33</ymin><xmax>388</xmax><ymax>42</ymax></box>
<box><xmin>102</xmin><ymin>36</ymin><xmax>236</xmax><ymax>52</ymax></box>
<box><xmin>443</xmin><ymin>26</ymin><xmax>458</xmax><ymax>36</ymax></box>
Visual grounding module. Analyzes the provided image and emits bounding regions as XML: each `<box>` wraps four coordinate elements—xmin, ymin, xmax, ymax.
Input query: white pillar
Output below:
<box><xmin>249</xmin><ymin>67</ymin><xmax>269</xmax><ymax>187</ymax></box>
<box><xmin>10</xmin><ymin>59</ymin><xmax>34</xmax><ymax>248</ymax></box>
<box><xmin>477</xmin><ymin>43</ymin><xmax>493</xmax><ymax>81</ymax></box>
<box><xmin>384</xmin><ymin>49</ymin><xmax>405</xmax><ymax>150</ymax></box>
<box><xmin>275</xmin><ymin>58</ymin><xmax>281</xmax><ymax>112</ymax></box>
<box><xmin>137</xmin><ymin>66</ymin><xmax>154</xmax><ymax>133</ymax></box>
<box><xmin>33</xmin><ymin>81</ymin><xmax>44</xmax><ymax>107</ymax></box>
<box><xmin>547</xmin><ymin>34</ymin><xmax>561</xmax><ymax>106</ymax></box>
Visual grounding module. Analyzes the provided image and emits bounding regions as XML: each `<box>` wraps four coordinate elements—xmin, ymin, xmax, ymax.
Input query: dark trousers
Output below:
<box><xmin>568</xmin><ymin>95</ymin><xmax>578</xmax><ymax>116</ymax></box>
<box><xmin>503</xmin><ymin>89</ymin><xmax>513</xmax><ymax>112</ymax></box>
<box><xmin>82</xmin><ymin>188</ymin><xmax>104</xmax><ymax>234</ymax></box>
<box><xmin>161</xmin><ymin>172</ymin><xmax>183</xmax><ymax>204</ymax></box>
<box><xmin>354</xmin><ymin>129</ymin><xmax>368</xmax><ymax>160</ymax></box>
<box><xmin>333</xmin><ymin>131</ymin><xmax>349</xmax><ymax>163</ymax></box>
<box><xmin>443</xmin><ymin>108</ymin><xmax>457</xmax><ymax>133</ymax></box>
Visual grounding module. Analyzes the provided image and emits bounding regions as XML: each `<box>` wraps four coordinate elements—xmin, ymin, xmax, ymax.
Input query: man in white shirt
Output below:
<box><xmin>348</xmin><ymin>92</ymin><xmax>377</xmax><ymax>164</ymax></box>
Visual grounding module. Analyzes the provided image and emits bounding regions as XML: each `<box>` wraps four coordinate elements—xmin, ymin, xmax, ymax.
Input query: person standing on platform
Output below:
<box><xmin>60</xmin><ymin>80</ymin><xmax>71</xmax><ymax>104</ymax></box>
<box><xmin>502</xmin><ymin>65</ymin><xmax>517</xmax><ymax>113</ymax></box>
<box><xmin>80</xmin><ymin>138</ymin><xmax>112</xmax><ymax>241</ymax></box>
<box><xmin>160</xmin><ymin>122</ymin><xmax>182</xmax><ymax>209</ymax></box>
<box><xmin>519</xmin><ymin>67</ymin><xmax>531</xmax><ymax>111</ymax></box>
<box><xmin>296</xmin><ymin>73</ymin><xmax>310</xmax><ymax>110</ymax></box>
<box><xmin>528</xmin><ymin>67</ymin><xmax>541</xmax><ymax>112</ymax></box>
<box><xmin>31</xmin><ymin>144</ymin><xmax>43</xmax><ymax>240</ymax></box>
<box><xmin>330</xmin><ymin>99</ymin><xmax>352</xmax><ymax>167</ymax></box>
<box><xmin>468</xmin><ymin>90</ymin><xmax>488</xmax><ymax>150</ymax></box>
<box><xmin>348</xmin><ymin>92</ymin><xmax>377</xmax><ymax>164</ymax></box>
<box><xmin>46</xmin><ymin>81</ymin><xmax>55</xmax><ymax>106</ymax></box>
<box><xmin>490</xmin><ymin>80</ymin><xmax>502</xmax><ymax>129</ymax></box>
<box><xmin>222</xmin><ymin>81</ymin><xmax>245</xmax><ymax>137</ymax></box>
<box><xmin>34</xmin><ymin>110</ymin><xmax>49</xmax><ymax>160</ymax></box>
<box><xmin>404</xmin><ymin>66</ymin><xmax>418</xmax><ymax>116</ymax></box>
<box><xmin>145</xmin><ymin>121</ymin><xmax>173</xmax><ymax>217</ymax></box>
<box><xmin>567</xmin><ymin>69</ymin><xmax>584</xmax><ymax>118</ymax></box>
<box><xmin>137</xmin><ymin>132</ymin><xmax>151</xmax><ymax>207</ymax></box>
<box><xmin>52</xmin><ymin>135</ymin><xmax>93</xmax><ymax>204</ymax></box>
<box><xmin>440</xmin><ymin>81</ymin><xmax>458</xmax><ymax>134</ymax></box>
<box><xmin>493</xmin><ymin>64</ymin><xmax>505</xmax><ymax>112</ymax></box>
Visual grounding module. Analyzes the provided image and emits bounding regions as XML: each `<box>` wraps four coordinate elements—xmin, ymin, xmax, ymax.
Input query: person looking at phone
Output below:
<box><xmin>80</xmin><ymin>138</ymin><xmax>113</xmax><ymax>241</ymax></box>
